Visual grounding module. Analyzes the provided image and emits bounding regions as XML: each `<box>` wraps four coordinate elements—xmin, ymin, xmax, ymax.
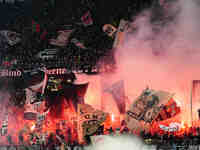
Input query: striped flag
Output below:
<box><xmin>32</xmin><ymin>20</ymin><xmax>40</xmax><ymax>33</ymax></box>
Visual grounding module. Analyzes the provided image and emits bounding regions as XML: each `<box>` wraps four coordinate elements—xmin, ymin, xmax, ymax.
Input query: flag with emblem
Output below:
<box><xmin>77</xmin><ymin>104</ymin><xmax>108</xmax><ymax>143</ymax></box>
<box><xmin>125</xmin><ymin>88</ymin><xmax>174</xmax><ymax>132</ymax></box>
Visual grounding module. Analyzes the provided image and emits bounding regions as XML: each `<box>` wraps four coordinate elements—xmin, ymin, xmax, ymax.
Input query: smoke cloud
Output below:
<box><xmin>84</xmin><ymin>135</ymin><xmax>156</xmax><ymax>150</ymax></box>
<box><xmin>78</xmin><ymin>0</ymin><xmax>200</xmax><ymax>126</ymax></box>
<box><xmin>113</xmin><ymin>0</ymin><xmax>200</xmax><ymax>123</ymax></box>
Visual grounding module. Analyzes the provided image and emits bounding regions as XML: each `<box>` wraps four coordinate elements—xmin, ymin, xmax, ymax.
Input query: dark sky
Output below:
<box><xmin>0</xmin><ymin>0</ymin><xmax>32</xmax><ymax>28</ymax></box>
<box><xmin>32</xmin><ymin>0</ymin><xmax>131</xmax><ymax>24</ymax></box>
<box><xmin>0</xmin><ymin>0</ymin><xmax>154</xmax><ymax>29</ymax></box>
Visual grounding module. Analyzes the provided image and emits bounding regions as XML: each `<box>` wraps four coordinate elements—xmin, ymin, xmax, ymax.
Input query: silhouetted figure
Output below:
<box><xmin>198</xmin><ymin>109</ymin><xmax>200</xmax><ymax>120</ymax></box>
<box><xmin>18</xmin><ymin>133</ymin><xmax>24</xmax><ymax>145</ymax></box>
<box><xmin>7</xmin><ymin>135</ymin><xmax>13</xmax><ymax>145</ymax></box>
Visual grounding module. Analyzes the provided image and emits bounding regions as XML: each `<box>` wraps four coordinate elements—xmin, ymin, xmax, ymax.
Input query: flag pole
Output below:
<box><xmin>190</xmin><ymin>80</ymin><xmax>193</xmax><ymax>127</ymax></box>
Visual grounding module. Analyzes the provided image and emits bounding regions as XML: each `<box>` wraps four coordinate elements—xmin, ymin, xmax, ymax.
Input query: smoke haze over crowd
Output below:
<box><xmin>107</xmin><ymin>0</ymin><xmax>200</xmax><ymax>123</ymax></box>
<box><xmin>84</xmin><ymin>135</ymin><xmax>156</xmax><ymax>150</ymax></box>
<box><xmin>77</xmin><ymin>0</ymin><xmax>200</xmax><ymax>125</ymax></box>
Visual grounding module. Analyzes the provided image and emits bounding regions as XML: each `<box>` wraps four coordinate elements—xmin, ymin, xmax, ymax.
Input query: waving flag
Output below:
<box><xmin>125</xmin><ymin>88</ymin><xmax>174</xmax><ymax>132</ymax></box>
<box><xmin>103</xmin><ymin>24</ymin><xmax>117</xmax><ymax>38</ymax></box>
<box><xmin>77</xmin><ymin>104</ymin><xmax>108</xmax><ymax>143</ymax></box>
<box><xmin>24</xmin><ymin>68</ymin><xmax>48</xmax><ymax>120</ymax></box>
<box><xmin>104</xmin><ymin>80</ymin><xmax>126</xmax><ymax>114</ymax></box>
<box><xmin>32</xmin><ymin>20</ymin><xmax>40</xmax><ymax>33</ymax></box>
<box><xmin>49</xmin><ymin>30</ymin><xmax>73</xmax><ymax>46</ymax></box>
<box><xmin>81</xmin><ymin>11</ymin><xmax>93</xmax><ymax>26</ymax></box>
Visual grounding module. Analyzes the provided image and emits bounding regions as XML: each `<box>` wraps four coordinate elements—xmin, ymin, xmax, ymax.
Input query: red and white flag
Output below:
<box><xmin>81</xmin><ymin>11</ymin><xmax>93</xmax><ymax>26</ymax></box>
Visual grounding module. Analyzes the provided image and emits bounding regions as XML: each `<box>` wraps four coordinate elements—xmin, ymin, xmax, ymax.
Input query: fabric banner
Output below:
<box><xmin>104</xmin><ymin>80</ymin><xmax>126</xmax><ymax>114</ymax></box>
<box><xmin>125</xmin><ymin>88</ymin><xmax>174</xmax><ymax>132</ymax></box>
<box><xmin>24</xmin><ymin>69</ymin><xmax>47</xmax><ymax>120</ymax></box>
<box><xmin>81</xmin><ymin>11</ymin><xmax>93</xmax><ymax>26</ymax></box>
<box><xmin>113</xmin><ymin>19</ymin><xmax>129</xmax><ymax>48</ymax></box>
<box><xmin>49</xmin><ymin>30</ymin><xmax>74</xmax><ymax>47</ymax></box>
<box><xmin>77</xmin><ymin>104</ymin><xmax>108</xmax><ymax>143</ymax></box>
<box><xmin>71</xmin><ymin>38</ymin><xmax>86</xmax><ymax>49</ymax></box>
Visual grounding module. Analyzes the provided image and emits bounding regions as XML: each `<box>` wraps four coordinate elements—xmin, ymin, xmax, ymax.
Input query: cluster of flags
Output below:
<box><xmin>125</xmin><ymin>88</ymin><xmax>180</xmax><ymax>132</ymax></box>
<box><xmin>31</xmin><ymin>10</ymin><xmax>93</xmax><ymax>48</ymax></box>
